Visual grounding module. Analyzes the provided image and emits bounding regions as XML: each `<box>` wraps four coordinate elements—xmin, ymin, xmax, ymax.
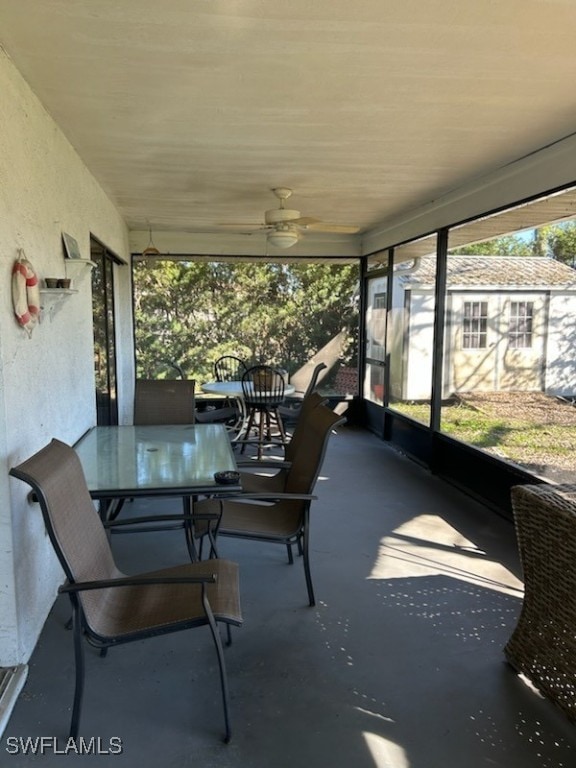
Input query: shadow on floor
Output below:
<box><xmin>3</xmin><ymin>425</ymin><xmax>576</xmax><ymax>767</ymax></box>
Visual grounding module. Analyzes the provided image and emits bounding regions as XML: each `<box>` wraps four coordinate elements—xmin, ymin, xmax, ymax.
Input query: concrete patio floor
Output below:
<box><xmin>3</xmin><ymin>423</ymin><xmax>576</xmax><ymax>767</ymax></box>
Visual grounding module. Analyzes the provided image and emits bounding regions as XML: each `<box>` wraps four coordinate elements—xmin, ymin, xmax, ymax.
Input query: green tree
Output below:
<box><xmin>537</xmin><ymin>223</ymin><xmax>576</xmax><ymax>266</ymax></box>
<box><xmin>450</xmin><ymin>223</ymin><xmax>576</xmax><ymax>265</ymax></box>
<box><xmin>450</xmin><ymin>234</ymin><xmax>533</xmax><ymax>256</ymax></box>
<box><xmin>133</xmin><ymin>260</ymin><xmax>359</xmax><ymax>382</ymax></box>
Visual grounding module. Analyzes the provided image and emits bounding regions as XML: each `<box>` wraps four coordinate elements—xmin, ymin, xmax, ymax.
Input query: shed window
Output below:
<box><xmin>374</xmin><ymin>292</ymin><xmax>387</xmax><ymax>309</ymax></box>
<box><xmin>509</xmin><ymin>301</ymin><xmax>534</xmax><ymax>348</ymax></box>
<box><xmin>462</xmin><ymin>301</ymin><xmax>488</xmax><ymax>349</ymax></box>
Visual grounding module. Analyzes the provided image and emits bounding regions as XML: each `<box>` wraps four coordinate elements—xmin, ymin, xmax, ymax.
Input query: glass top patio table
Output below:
<box><xmin>74</xmin><ymin>424</ymin><xmax>240</xmax><ymax>498</ymax></box>
<box><xmin>201</xmin><ymin>381</ymin><xmax>295</xmax><ymax>398</ymax></box>
<box><xmin>200</xmin><ymin>380</ymin><xmax>296</xmax><ymax>442</ymax></box>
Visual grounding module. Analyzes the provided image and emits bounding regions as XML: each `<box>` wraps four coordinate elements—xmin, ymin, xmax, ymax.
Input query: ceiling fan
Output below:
<box><xmin>224</xmin><ymin>188</ymin><xmax>360</xmax><ymax>249</ymax></box>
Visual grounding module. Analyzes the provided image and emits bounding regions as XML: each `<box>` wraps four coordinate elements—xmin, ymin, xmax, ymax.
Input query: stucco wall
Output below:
<box><xmin>0</xmin><ymin>50</ymin><xmax>133</xmax><ymax>665</ymax></box>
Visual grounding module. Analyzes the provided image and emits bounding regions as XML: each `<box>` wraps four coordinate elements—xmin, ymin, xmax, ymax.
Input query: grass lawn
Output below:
<box><xmin>391</xmin><ymin>393</ymin><xmax>576</xmax><ymax>476</ymax></box>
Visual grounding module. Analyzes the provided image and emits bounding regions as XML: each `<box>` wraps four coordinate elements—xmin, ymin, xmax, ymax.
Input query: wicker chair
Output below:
<box><xmin>193</xmin><ymin>403</ymin><xmax>345</xmax><ymax>606</ymax></box>
<box><xmin>10</xmin><ymin>439</ymin><xmax>242</xmax><ymax>742</ymax></box>
<box><xmin>505</xmin><ymin>483</ymin><xmax>576</xmax><ymax>723</ymax></box>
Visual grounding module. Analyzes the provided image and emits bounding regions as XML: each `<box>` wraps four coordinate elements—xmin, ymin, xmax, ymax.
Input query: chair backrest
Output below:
<box><xmin>214</xmin><ymin>356</ymin><xmax>247</xmax><ymax>382</ymax></box>
<box><xmin>285</xmin><ymin>391</ymin><xmax>327</xmax><ymax>463</ymax></box>
<box><xmin>303</xmin><ymin>362</ymin><xmax>327</xmax><ymax>397</ymax></box>
<box><xmin>10</xmin><ymin>439</ymin><xmax>121</xmax><ymax>632</ymax></box>
<box><xmin>242</xmin><ymin>365</ymin><xmax>285</xmax><ymax>407</ymax></box>
<box><xmin>284</xmin><ymin>404</ymin><xmax>345</xmax><ymax>496</ymax></box>
<box><xmin>292</xmin><ymin>361</ymin><xmax>328</xmax><ymax>399</ymax></box>
<box><xmin>134</xmin><ymin>379</ymin><xmax>196</xmax><ymax>425</ymax></box>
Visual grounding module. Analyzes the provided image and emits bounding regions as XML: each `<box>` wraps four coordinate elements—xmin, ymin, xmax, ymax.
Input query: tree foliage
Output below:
<box><xmin>450</xmin><ymin>234</ymin><xmax>533</xmax><ymax>256</ymax></box>
<box><xmin>133</xmin><ymin>260</ymin><xmax>359</xmax><ymax>382</ymax></box>
<box><xmin>537</xmin><ymin>223</ymin><xmax>576</xmax><ymax>265</ymax></box>
<box><xmin>135</xmin><ymin>222</ymin><xmax>576</xmax><ymax>383</ymax></box>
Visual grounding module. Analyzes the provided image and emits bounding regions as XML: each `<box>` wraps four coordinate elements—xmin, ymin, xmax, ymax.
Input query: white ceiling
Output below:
<box><xmin>2</xmin><ymin>0</ymin><xmax>576</xmax><ymax>255</ymax></box>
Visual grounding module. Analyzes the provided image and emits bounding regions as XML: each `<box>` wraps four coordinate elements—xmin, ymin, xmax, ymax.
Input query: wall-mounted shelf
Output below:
<box><xmin>38</xmin><ymin>260</ymin><xmax>93</xmax><ymax>316</ymax></box>
<box><xmin>39</xmin><ymin>288</ymin><xmax>78</xmax><ymax>311</ymax></box>
<box><xmin>65</xmin><ymin>258</ymin><xmax>97</xmax><ymax>271</ymax></box>
<box><xmin>39</xmin><ymin>288</ymin><xmax>78</xmax><ymax>296</ymax></box>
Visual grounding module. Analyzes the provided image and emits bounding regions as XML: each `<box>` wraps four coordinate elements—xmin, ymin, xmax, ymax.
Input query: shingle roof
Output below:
<box><xmin>400</xmin><ymin>255</ymin><xmax>576</xmax><ymax>288</ymax></box>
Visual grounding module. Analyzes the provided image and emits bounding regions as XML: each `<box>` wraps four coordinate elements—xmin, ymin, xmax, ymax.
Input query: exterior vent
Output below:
<box><xmin>0</xmin><ymin>666</ymin><xmax>28</xmax><ymax>736</ymax></box>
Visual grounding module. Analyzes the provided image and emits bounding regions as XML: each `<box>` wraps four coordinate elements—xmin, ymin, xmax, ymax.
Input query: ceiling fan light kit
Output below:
<box><xmin>267</xmin><ymin>227</ymin><xmax>300</xmax><ymax>249</ymax></box>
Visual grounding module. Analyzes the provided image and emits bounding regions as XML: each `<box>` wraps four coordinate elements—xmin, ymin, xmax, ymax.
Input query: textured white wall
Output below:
<box><xmin>0</xmin><ymin>50</ymin><xmax>133</xmax><ymax>665</ymax></box>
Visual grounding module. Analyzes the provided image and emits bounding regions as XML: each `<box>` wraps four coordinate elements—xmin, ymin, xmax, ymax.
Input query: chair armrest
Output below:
<box><xmin>224</xmin><ymin>492</ymin><xmax>317</xmax><ymax>503</ymax></box>
<box><xmin>236</xmin><ymin>459</ymin><xmax>291</xmax><ymax>470</ymax></box>
<box><xmin>59</xmin><ymin>573</ymin><xmax>217</xmax><ymax>594</ymax></box>
<box><xmin>103</xmin><ymin>511</ymin><xmax>221</xmax><ymax>529</ymax></box>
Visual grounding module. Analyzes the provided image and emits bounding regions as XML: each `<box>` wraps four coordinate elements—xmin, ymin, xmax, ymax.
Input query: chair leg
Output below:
<box><xmin>264</xmin><ymin>409</ymin><xmax>272</xmax><ymax>441</ymax></box>
<box><xmin>273</xmin><ymin>407</ymin><xmax>288</xmax><ymax>446</ymax></box>
<box><xmin>184</xmin><ymin>522</ymin><xmax>199</xmax><ymax>562</ymax></box>
<box><xmin>69</xmin><ymin>601</ymin><xmax>85</xmax><ymax>740</ymax></box>
<box><xmin>240</xmin><ymin>409</ymin><xmax>256</xmax><ymax>455</ymax></box>
<box><xmin>286</xmin><ymin>542</ymin><xmax>294</xmax><ymax>564</ymax></box>
<box><xmin>301</xmin><ymin>530</ymin><xmax>315</xmax><ymax>607</ymax></box>
<box><xmin>105</xmin><ymin>497</ymin><xmax>126</xmax><ymax>522</ymax></box>
<box><xmin>203</xmin><ymin>591</ymin><xmax>233</xmax><ymax>743</ymax></box>
<box><xmin>257</xmin><ymin>409</ymin><xmax>265</xmax><ymax>460</ymax></box>
<box><xmin>183</xmin><ymin>496</ymin><xmax>199</xmax><ymax>562</ymax></box>
<box><xmin>207</xmin><ymin>526</ymin><xmax>220</xmax><ymax>559</ymax></box>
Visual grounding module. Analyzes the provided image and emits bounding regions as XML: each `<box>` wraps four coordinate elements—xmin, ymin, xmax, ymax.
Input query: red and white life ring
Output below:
<box><xmin>12</xmin><ymin>254</ymin><xmax>40</xmax><ymax>337</ymax></box>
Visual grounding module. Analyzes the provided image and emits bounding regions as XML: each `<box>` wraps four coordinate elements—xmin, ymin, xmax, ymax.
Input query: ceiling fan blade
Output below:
<box><xmin>217</xmin><ymin>223</ymin><xmax>272</xmax><ymax>233</ymax></box>
<box><xmin>290</xmin><ymin>216</ymin><xmax>321</xmax><ymax>226</ymax></box>
<box><xmin>299</xmin><ymin>220</ymin><xmax>360</xmax><ymax>234</ymax></box>
<box><xmin>219</xmin><ymin>222</ymin><xmax>266</xmax><ymax>227</ymax></box>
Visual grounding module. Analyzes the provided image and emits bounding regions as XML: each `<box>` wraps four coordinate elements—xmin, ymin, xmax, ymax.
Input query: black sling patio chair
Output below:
<box><xmin>238</xmin><ymin>390</ymin><xmax>327</xmax><ymax>494</ymax></box>
<box><xmin>10</xmin><ymin>439</ymin><xmax>243</xmax><ymax>743</ymax></box>
<box><xmin>277</xmin><ymin>362</ymin><xmax>327</xmax><ymax>425</ymax></box>
<box><xmin>130</xmin><ymin>378</ymin><xmax>237</xmax><ymax>559</ymax></box>
<box><xmin>100</xmin><ymin>378</ymin><xmax>197</xmax><ymax>521</ymax></box>
<box><xmin>192</xmin><ymin>403</ymin><xmax>345</xmax><ymax>606</ymax></box>
<box><xmin>134</xmin><ymin>378</ymin><xmax>197</xmax><ymax>425</ymax></box>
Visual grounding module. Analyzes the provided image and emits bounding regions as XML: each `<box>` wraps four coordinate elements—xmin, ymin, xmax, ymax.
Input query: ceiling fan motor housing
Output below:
<box><xmin>264</xmin><ymin>208</ymin><xmax>301</xmax><ymax>225</ymax></box>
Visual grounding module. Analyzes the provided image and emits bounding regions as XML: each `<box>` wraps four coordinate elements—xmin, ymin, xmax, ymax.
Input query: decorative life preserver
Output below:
<box><xmin>12</xmin><ymin>252</ymin><xmax>40</xmax><ymax>337</ymax></box>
